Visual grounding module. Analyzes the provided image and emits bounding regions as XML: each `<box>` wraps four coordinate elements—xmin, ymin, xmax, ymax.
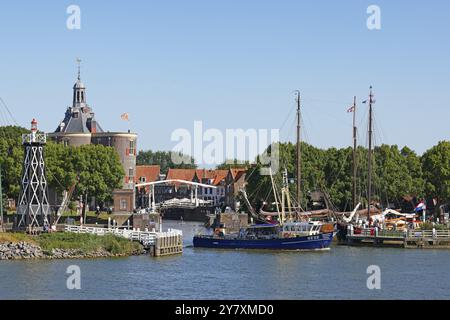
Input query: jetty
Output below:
<box><xmin>64</xmin><ymin>225</ymin><xmax>183</xmax><ymax>257</ymax></box>
<box><xmin>346</xmin><ymin>226</ymin><xmax>450</xmax><ymax>249</ymax></box>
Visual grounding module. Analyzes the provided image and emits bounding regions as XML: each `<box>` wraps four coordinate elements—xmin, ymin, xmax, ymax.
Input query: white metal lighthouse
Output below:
<box><xmin>15</xmin><ymin>119</ymin><xmax>51</xmax><ymax>231</ymax></box>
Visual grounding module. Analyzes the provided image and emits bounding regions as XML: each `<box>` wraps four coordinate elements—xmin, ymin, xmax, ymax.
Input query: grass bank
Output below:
<box><xmin>0</xmin><ymin>232</ymin><xmax>35</xmax><ymax>244</ymax></box>
<box><xmin>0</xmin><ymin>232</ymin><xmax>143</xmax><ymax>256</ymax></box>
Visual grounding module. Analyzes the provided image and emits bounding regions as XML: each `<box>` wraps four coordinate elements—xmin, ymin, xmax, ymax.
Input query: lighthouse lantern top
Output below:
<box><xmin>22</xmin><ymin>118</ymin><xmax>47</xmax><ymax>145</ymax></box>
<box><xmin>31</xmin><ymin>118</ymin><xmax>38</xmax><ymax>132</ymax></box>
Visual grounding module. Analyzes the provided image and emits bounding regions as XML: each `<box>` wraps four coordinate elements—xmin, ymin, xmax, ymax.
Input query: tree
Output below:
<box><xmin>45</xmin><ymin>142</ymin><xmax>78</xmax><ymax>194</ymax></box>
<box><xmin>0</xmin><ymin>126</ymin><xmax>29</xmax><ymax>200</ymax></box>
<box><xmin>46</xmin><ymin>143</ymin><xmax>125</xmax><ymax>208</ymax></box>
<box><xmin>1</xmin><ymin>126</ymin><xmax>125</xmax><ymax>209</ymax></box>
<box><xmin>372</xmin><ymin>145</ymin><xmax>421</xmax><ymax>207</ymax></box>
<box><xmin>216</xmin><ymin>159</ymin><xmax>250</xmax><ymax>170</ymax></box>
<box><xmin>323</xmin><ymin>147</ymin><xmax>353</xmax><ymax>211</ymax></box>
<box><xmin>422</xmin><ymin>141</ymin><xmax>450</xmax><ymax>208</ymax></box>
<box><xmin>71</xmin><ymin>144</ymin><xmax>125</xmax><ymax>204</ymax></box>
<box><xmin>137</xmin><ymin>150</ymin><xmax>196</xmax><ymax>174</ymax></box>
<box><xmin>245</xmin><ymin>142</ymin><xmax>429</xmax><ymax>213</ymax></box>
<box><xmin>400</xmin><ymin>146</ymin><xmax>424</xmax><ymax>197</ymax></box>
<box><xmin>245</xmin><ymin>142</ymin><xmax>327</xmax><ymax>211</ymax></box>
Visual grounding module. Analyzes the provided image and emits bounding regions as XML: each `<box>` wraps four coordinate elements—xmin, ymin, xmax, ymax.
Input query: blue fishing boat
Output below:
<box><xmin>193</xmin><ymin>221</ymin><xmax>335</xmax><ymax>251</ymax></box>
<box><xmin>193</xmin><ymin>92</ymin><xmax>336</xmax><ymax>251</ymax></box>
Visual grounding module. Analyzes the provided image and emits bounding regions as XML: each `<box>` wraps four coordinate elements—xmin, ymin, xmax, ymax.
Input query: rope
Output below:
<box><xmin>0</xmin><ymin>97</ymin><xmax>19</xmax><ymax>126</ymax></box>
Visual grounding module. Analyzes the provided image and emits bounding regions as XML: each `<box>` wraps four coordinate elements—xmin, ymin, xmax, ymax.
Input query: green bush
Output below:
<box><xmin>420</xmin><ymin>222</ymin><xmax>450</xmax><ymax>231</ymax></box>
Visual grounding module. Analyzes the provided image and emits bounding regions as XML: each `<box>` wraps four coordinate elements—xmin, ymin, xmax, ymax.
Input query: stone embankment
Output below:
<box><xmin>0</xmin><ymin>241</ymin><xmax>146</xmax><ymax>260</ymax></box>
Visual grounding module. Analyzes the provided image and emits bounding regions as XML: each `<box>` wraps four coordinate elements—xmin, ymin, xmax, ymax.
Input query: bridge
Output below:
<box><xmin>135</xmin><ymin>179</ymin><xmax>217</xmax><ymax>211</ymax></box>
<box><xmin>64</xmin><ymin>225</ymin><xmax>183</xmax><ymax>256</ymax></box>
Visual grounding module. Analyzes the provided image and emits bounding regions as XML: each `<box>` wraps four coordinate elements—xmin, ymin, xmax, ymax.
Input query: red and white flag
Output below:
<box><xmin>121</xmin><ymin>113</ymin><xmax>130</xmax><ymax>121</ymax></box>
<box><xmin>347</xmin><ymin>106</ymin><xmax>355</xmax><ymax>113</ymax></box>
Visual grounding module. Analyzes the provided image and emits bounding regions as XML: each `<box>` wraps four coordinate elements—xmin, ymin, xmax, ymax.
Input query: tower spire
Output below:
<box><xmin>76</xmin><ymin>58</ymin><xmax>82</xmax><ymax>80</ymax></box>
<box><xmin>73</xmin><ymin>58</ymin><xmax>86</xmax><ymax>106</ymax></box>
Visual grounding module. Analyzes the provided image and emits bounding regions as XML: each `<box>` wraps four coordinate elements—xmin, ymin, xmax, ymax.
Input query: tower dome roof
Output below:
<box><xmin>73</xmin><ymin>79</ymin><xmax>85</xmax><ymax>89</ymax></box>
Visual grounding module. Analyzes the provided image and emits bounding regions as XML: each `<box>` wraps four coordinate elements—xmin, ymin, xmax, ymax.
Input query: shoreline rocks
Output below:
<box><xmin>0</xmin><ymin>241</ymin><xmax>147</xmax><ymax>261</ymax></box>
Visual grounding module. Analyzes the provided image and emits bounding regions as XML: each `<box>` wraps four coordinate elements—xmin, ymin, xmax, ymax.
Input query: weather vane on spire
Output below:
<box><xmin>76</xmin><ymin>58</ymin><xmax>82</xmax><ymax>80</ymax></box>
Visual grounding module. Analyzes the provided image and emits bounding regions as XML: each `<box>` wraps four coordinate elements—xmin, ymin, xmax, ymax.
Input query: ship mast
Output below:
<box><xmin>367</xmin><ymin>86</ymin><xmax>375</xmax><ymax>222</ymax></box>
<box><xmin>0</xmin><ymin>165</ymin><xmax>4</xmax><ymax>232</ymax></box>
<box><xmin>352</xmin><ymin>96</ymin><xmax>357</xmax><ymax>209</ymax></box>
<box><xmin>295</xmin><ymin>91</ymin><xmax>301</xmax><ymax>212</ymax></box>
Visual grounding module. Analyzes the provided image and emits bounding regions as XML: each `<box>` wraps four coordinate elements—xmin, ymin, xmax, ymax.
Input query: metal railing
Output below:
<box><xmin>407</xmin><ymin>230</ymin><xmax>450</xmax><ymax>239</ymax></box>
<box><xmin>348</xmin><ymin>227</ymin><xmax>450</xmax><ymax>239</ymax></box>
<box><xmin>22</xmin><ymin>133</ymin><xmax>46</xmax><ymax>144</ymax></box>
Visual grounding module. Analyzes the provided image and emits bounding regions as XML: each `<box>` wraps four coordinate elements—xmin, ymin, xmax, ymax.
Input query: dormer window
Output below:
<box><xmin>73</xmin><ymin>112</ymin><xmax>79</xmax><ymax>118</ymax></box>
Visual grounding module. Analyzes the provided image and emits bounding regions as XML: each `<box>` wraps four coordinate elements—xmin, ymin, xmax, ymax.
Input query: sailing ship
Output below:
<box><xmin>336</xmin><ymin>87</ymin><xmax>395</xmax><ymax>240</ymax></box>
<box><xmin>193</xmin><ymin>92</ymin><xmax>336</xmax><ymax>251</ymax></box>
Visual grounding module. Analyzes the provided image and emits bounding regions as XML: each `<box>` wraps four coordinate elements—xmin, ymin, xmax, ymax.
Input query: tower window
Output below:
<box><xmin>129</xmin><ymin>140</ymin><xmax>136</xmax><ymax>156</ymax></box>
<box><xmin>81</xmin><ymin>91</ymin><xmax>84</xmax><ymax>102</ymax></box>
<box><xmin>120</xmin><ymin>199</ymin><xmax>128</xmax><ymax>210</ymax></box>
<box><xmin>77</xmin><ymin>91</ymin><xmax>80</xmax><ymax>102</ymax></box>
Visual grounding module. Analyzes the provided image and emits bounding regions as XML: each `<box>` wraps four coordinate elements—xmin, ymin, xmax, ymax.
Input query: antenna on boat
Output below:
<box><xmin>367</xmin><ymin>86</ymin><xmax>375</xmax><ymax>223</ymax></box>
<box><xmin>295</xmin><ymin>91</ymin><xmax>302</xmax><ymax>212</ymax></box>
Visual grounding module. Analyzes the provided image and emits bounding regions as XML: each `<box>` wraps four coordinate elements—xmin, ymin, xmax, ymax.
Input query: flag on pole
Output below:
<box><xmin>347</xmin><ymin>106</ymin><xmax>355</xmax><ymax>113</ymax></box>
<box><xmin>121</xmin><ymin>113</ymin><xmax>129</xmax><ymax>121</ymax></box>
<box><xmin>415</xmin><ymin>201</ymin><xmax>426</xmax><ymax>212</ymax></box>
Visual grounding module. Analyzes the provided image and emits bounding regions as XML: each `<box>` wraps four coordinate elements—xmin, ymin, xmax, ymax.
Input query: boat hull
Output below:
<box><xmin>193</xmin><ymin>232</ymin><xmax>334</xmax><ymax>251</ymax></box>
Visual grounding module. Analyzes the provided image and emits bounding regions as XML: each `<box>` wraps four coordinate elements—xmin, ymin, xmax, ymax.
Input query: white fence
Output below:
<box><xmin>64</xmin><ymin>225</ymin><xmax>183</xmax><ymax>246</ymax></box>
<box><xmin>348</xmin><ymin>226</ymin><xmax>450</xmax><ymax>239</ymax></box>
<box><xmin>407</xmin><ymin>230</ymin><xmax>450</xmax><ymax>239</ymax></box>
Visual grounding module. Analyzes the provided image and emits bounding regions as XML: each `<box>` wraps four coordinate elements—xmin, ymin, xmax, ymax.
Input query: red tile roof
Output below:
<box><xmin>234</xmin><ymin>170</ymin><xmax>246</xmax><ymax>182</ymax></box>
<box><xmin>166</xmin><ymin>169</ymin><xmax>198</xmax><ymax>182</ymax></box>
<box><xmin>135</xmin><ymin>165</ymin><xmax>161</xmax><ymax>184</ymax></box>
<box><xmin>212</xmin><ymin>170</ymin><xmax>229</xmax><ymax>186</ymax></box>
<box><xmin>230</xmin><ymin>168</ymin><xmax>247</xmax><ymax>180</ymax></box>
<box><xmin>166</xmin><ymin>168</ymin><xmax>231</xmax><ymax>187</ymax></box>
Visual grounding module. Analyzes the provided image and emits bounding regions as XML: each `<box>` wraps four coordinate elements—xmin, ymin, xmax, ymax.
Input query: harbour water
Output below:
<box><xmin>0</xmin><ymin>221</ymin><xmax>449</xmax><ymax>300</ymax></box>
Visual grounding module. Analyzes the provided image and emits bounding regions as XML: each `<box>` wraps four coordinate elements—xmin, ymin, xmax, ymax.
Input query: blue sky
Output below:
<box><xmin>0</xmin><ymin>0</ymin><xmax>449</xmax><ymax>159</ymax></box>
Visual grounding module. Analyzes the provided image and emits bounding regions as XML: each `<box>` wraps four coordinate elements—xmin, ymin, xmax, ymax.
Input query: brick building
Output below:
<box><xmin>48</xmin><ymin>66</ymin><xmax>137</xmax><ymax>212</ymax></box>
